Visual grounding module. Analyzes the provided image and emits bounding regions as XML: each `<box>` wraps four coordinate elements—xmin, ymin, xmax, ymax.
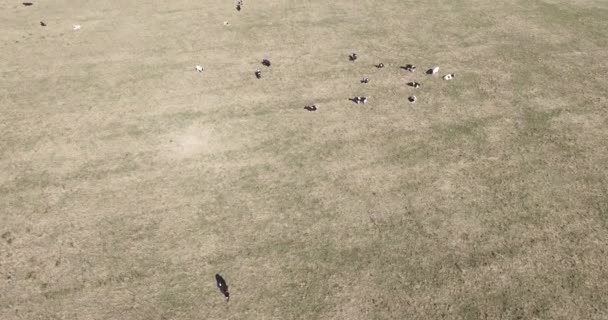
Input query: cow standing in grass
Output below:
<box><xmin>350</xmin><ymin>96</ymin><xmax>368</xmax><ymax>104</ymax></box>
<box><xmin>215</xmin><ymin>274</ymin><xmax>230</xmax><ymax>301</ymax></box>
<box><xmin>443</xmin><ymin>73</ymin><xmax>455</xmax><ymax>80</ymax></box>
<box><xmin>402</xmin><ymin>64</ymin><xmax>416</xmax><ymax>72</ymax></box>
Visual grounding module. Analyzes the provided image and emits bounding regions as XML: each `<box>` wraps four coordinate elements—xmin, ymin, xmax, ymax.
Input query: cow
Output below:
<box><xmin>426</xmin><ymin>66</ymin><xmax>439</xmax><ymax>75</ymax></box>
<box><xmin>215</xmin><ymin>274</ymin><xmax>230</xmax><ymax>301</ymax></box>
<box><xmin>402</xmin><ymin>64</ymin><xmax>416</xmax><ymax>72</ymax></box>
<box><xmin>350</xmin><ymin>96</ymin><xmax>368</xmax><ymax>104</ymax></box>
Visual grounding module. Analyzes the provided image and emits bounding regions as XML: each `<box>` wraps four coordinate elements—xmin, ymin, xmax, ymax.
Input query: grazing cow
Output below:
<box><xmin>255</xmin><ymin>69</ymin><xmax>261</xmax><ymax>79</ymax></box>
<box><xmin>408</xmin><ymin>96</ymin><xmax>417</xmax><ymax>103</ymax></box>
<box><xmin>443</xmin><ymin>73</ymin><xmax>455</xmax><ymax>80</ymax></box>
<box><xmin>426</xmin><ymin>66</ymin><xmax>439</xmax><ymax>75</ymax></box>
<box><xmin>236</xmin><ymin>0</ymin><xmax>243</xmax><ymax>11</ymax></box>
<box><xmin>215</xmin><ymin>274</ymin><xmax>230</xmax><ymax>301</ymax></box>
<box><xmin>349</xmin><ymin>53</ymin><xmax>358</xmax><ymax>61</ymax></box>
<box><xmin>350</xmin><ymin>96</ymin><xmax>368</xmax><ymax>104</ymax></box>
<box><xmin>407</xmin><ymin>82</ymin><xmax>422</xmax><ymax>88</ymax></box>
<box><xmin>304</xmin><ymin>105</ymin><xmax>318</xmax><ymax>111</ymax></box>
<box><xmin>375</xmin><ymin>63</ymin><xmax>384</xmax><ymax>68</ymax></box>
<box><xmin>40</xmin><ymin>21</ymin><xmax>46</xmax><ymax>27</ymax></box>
<box><xmin>402</xmin><ymin>64</ymin><xmax>416</xmax><ymax>72</ymax></box>
<box><xmin>22</xmin><ymin>2</ymin><xmax>33</xmax><ymax>6</ymax></box>
<box><xmin>361</xmin><ymin>77</ymin><xmax>369</xmax><ymax>84</ymax></box>
<box><xmin>262</xmin><ymin>59</ymin><xmax>271</xmax><ymax>67</ymax></box>
<box><xmin>401</xmin><ymin>64</ymin><xmax>416</xmax><ymax>72</ymax></box>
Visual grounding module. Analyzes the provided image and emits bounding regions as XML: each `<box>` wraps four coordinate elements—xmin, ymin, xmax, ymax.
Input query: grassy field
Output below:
<box><xmin>1</xmin><ymin>0</ymin><xmax>608</xmax><ymax>319</ymax></box>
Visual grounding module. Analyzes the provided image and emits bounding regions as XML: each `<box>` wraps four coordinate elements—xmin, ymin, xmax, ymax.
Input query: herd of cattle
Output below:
<box><xmin>200</xmin><ymin>51</ymin><xmax>457</xmax><ymax>112</ymax></box>
<box><xmin>196</xmin><ymin>0</ymin><xmax>458</xmax><ymax>115</ymax></box>
<box><xmin>197</xmin><ymin>49</ymin><xmax>457</xmax><ymax>112</ymax></box>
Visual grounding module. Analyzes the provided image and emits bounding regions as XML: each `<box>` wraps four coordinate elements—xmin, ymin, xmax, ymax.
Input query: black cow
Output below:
<box><xmin>215</xmin><ymin>274</ymin><xmax>230</xmax><ymax>301</ymax></box>
<box><xmin>349</xmin><ymin>53</ymin><xmax>358</xmax><ymax>61</ymax></box>
<box><xmin>262</xmin><ymin>59</ymin><xmax>271</xmax><ymax>67</ymax></box>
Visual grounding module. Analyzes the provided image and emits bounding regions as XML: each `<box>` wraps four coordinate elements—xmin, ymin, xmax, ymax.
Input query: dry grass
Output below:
<box><xmin>1</xmin><ymin>0</ymin><xmax>608</xmax><ymax>319</ymax></box>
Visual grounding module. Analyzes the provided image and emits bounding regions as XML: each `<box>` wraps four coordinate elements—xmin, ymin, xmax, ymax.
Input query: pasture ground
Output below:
<box><xmin>1</xmin><ymin>0</ymin><xmax>608</xmax><ymax>319</ymax></box>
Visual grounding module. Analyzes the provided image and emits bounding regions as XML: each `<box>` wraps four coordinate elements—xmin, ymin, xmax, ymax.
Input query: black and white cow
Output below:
<box><xmin>255</xmin><ymin>69</ymin><xmax>261</xmax><ymax>79</ymax></box>
<box><xmin>408</xmin><ymin>96</ymin><xmax>417</xmax><ymax>103</ymax></box>
<box><xmin>350</xmin><ymin>96</ymin><xmax>368</xmax><ymax>104</ymax></box>
<box><xmin>426</xmin><ymin>66</ymin><xmax>439</xmax><ymax>75</ymax></box>
<box><xmin>375</xmin><ymin>63</ymin><xmax>384</xmax><ymax>68</ymax></box>
<box><xmin>443</xmin><ymin>73</ymin><xmax>455</xmax><ymax>80</ymax></box>
<box><xmin>407</xmin><ymin>82</ymin><xmax>422</xmax><ymax>88</ymax></box>
<box><xmin>403</xmin><ymin>64</ymin><xmax>416</xmax><ymax>72</ymax></box>
<box><xmin>361</xmin><ymin>77</ymin><xmax>369</xmax><ymax>84</ymax></box>
<box><xmin>304</xmin><ymin>105</ymin><xmax>318</xmax><ymax>111</ymax></box>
